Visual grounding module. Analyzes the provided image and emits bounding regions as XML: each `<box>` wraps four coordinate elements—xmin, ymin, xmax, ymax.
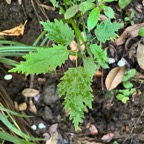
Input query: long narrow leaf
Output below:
<box><xmin>0</xmin><ymin>113</ymin><xmax>32</xmax><ymax>140</ymax></box>
<box><xmin>0</xmin><ymin>40</ymin><xmax>26</xmax><ymax>46</ymax></box>
<box><xmin>0</xmin><ymin>56</ymin><xmax>18</xmax><ymax>66</ymax></box>
<box><xmin>0</xmin><ymin>131</ymin><xmax>34</xmax><ymax>144</ymax></box>
<box><xmin>0</xmin><ymin>106</ymin><xmax>32</xmax><ymax>118</ymax></box>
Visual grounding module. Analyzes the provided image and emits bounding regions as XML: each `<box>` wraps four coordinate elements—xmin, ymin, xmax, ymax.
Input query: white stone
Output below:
<box><xmin>31</xmin><ymin>125</ymin><xmax>37</xmax><ymax>130</ymax></box>
<box><xmin>38</xmin><ymin>123</ymin><xmax>46</xmax><ymax>129</ymax></box>
<box><xmin>4</xmin><ymin>74</ymin><xmax>12</xmax><ymax>80</ymax></box>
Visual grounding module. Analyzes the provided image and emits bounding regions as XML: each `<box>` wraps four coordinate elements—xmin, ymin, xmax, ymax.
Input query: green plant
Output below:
<box><xmin>138</xmin><ymin>27</ymin><xmax>144</xmax><ymax>37</ymax></box>
<box><xmin>0</xmin><ymin>103</ymin><xmax>43</xmax><ymax>144</ymax></box>
<box><xmin>118</xmin><ymin>0</ymin><xmax>131</xmax><ymax>9</ymax></box>
<box><xmin>0</xmin><ymin>40</ymin><xmax>36</xmax><ymax>66</ymax></box>
<box><xmin>113</xmin><ymin>141</ymin><xmax>119</xmax><ymax>144</ymax></box>
<box><xmin>124</xmin><ymin>11</ymin><xmax>135</xmax><ymax>25</ymax></box>
<box><xmin>116</xmin><ymin>69</ymin><xmax>136</xmax><ymax>103</ymax></box>
<box><xmin>4</xmin><ymin>0</ymin><xmax>124</xmax><ymax>130</ymax></box>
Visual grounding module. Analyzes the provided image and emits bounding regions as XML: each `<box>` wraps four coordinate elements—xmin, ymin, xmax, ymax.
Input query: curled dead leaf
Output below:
<box><xmin>115</xmin><ymin>23</ymin><xmax>144</xmax><ymax>45</ymax></box>
<box><xmin>0</xmin><ymin>22</ymin><xmax>26</xmax><ymax>36</ymax></box>
<box><xmin>105</xmin><ymin>66</ymin><xmax>126</xmax><ymax>90</ymax></box>
<box><xmin>87</xmin><ymin>122</ymin><xmax>98</xmax><ymax>135</ymax></box>
<box><xmin>46</xmin><ymin>131</ymin><xmax>58</xmax><ymax>144</ymax></box>
<box><xmin>101</xmin><ymin>133</ymin><xmax>114</xmax><ymax>142</ymax></box>
<box><xmin>39</xmin><ymin>4</ymin><xmax>55</xmax><ymax>11</ymax></box>
<box><xmin>137</xmin><ymin>43</ymin><xmax>144</xmax><ymax>70</ymax></box>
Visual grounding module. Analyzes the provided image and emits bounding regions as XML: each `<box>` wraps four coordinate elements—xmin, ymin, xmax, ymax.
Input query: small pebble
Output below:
<box><xmin>108</xmin><ymin>58</ymin><xmax>115</xmax><ymax>64</ymax></box>
<box><xmin>31</xmin><ymin>125</ymin><xmax>37</xmax><ymax>130</ymax></box>
<box><xmin>38</xmin><ymin>123</ymin><xmax>46</xmax><ymax>129</ymax></box>
<box><xmin>117</xmin><ymin>58</ymin><xmax>126</xmax><ymax>67</ymax></box>
<box><xmin>4</xmin><ymin>74</ymin><xmax>12</xmax><ymax>80</ymax></box>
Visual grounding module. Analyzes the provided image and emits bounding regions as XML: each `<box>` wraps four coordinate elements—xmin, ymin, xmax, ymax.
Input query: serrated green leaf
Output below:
<box><xmin>118</xmin><ymin>0</ymin><xmax>131</xmax><ymax>9</ymax></box>
<box><xmin>9</xmin><ymin>45</ymin><xmax>69</xmax><ymax>75</ymax></box>
<box><xmin>40</xmin><ymin>20</ymin><xmax>74</xmax><ymax>46</ymax></box>
<box><xmin>90</xmin><ymin>44</ymin><xmax>108</xmax><ymax>68</ymax></box>
<box><xmin>64</xmin><ymin>5</ymin><xmax>79</xmax><ymax>19</ymax></box>
<box><xmin>58</xmin><ymin>67</ymin><xmax>93</xmax><ymax>130</ymax></box>
<box><xmin>95</xmin><ymin>19</ymin><xmax>123</xmax><ymax>42</ymax></box>
<box><xmin>103</xmin><ymin>6</ymin><xmax>115</xmax><ymax>18</ymax></box>
<box><xmin>138</xmin><ymin>27</ymin><xmax>144</xmax><ymax>37</ymax></box>
<box><xmin>83</xmin><ymin>58</ymin><xmax>97</xmax><ymax>78</ymax></box>
<box><xmin>87</xmin><ymin>7</ymin><xmax>100</xmax><ymax>31</ymax></box>
<box><xmin>0</xmin><ymin>131</ymin><xmax>33</xmax><ymax>144</ymax></box>
<box><xmin>79</xmin><ymin>2</ymin><xmax>95</xmax><ymax>14</ymax></box>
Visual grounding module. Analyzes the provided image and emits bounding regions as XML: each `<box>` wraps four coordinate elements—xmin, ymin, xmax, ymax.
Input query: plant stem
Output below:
<box><xmin>70</xmin><ymin>19</ymin><xmax>85</xmax><ymax>43</ymax></box>
<box><xmin>33</xmin><ymin>31</ymin><xmax>47</xmax><ymax>46</ymax></box>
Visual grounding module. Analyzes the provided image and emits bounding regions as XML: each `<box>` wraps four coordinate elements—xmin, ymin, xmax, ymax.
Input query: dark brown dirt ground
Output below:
<box><xmin>1</xmin><ymin>0</ymin><xmax>144</xmax><ymax>144</ymax></box>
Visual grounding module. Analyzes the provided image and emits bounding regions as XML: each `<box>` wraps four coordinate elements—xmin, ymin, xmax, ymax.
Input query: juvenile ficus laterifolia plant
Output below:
<box><xmin>9</xmin><ymin>0</ymin><xmax>124</xmax><ymax>130</ymax></box>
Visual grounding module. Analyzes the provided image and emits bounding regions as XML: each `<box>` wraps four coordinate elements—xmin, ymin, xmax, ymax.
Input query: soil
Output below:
<box><xmin>1</xmin><ymin>0</ymin><xmax>144</xmax><ymax>144</ymax></box>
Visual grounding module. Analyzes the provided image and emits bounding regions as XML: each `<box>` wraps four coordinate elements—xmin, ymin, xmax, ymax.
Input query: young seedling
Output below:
<box><xmin>124</xmin><ymin>11</ymin><xmax>135</xmax><ymax>25</ymax></box>
<box><xmin>5</xmin><ymin>0</ymin><xmax>123</xmax><ymax>130</ymax></box>
<box><xmin>116</xmin><ymin>69</ymin><xmax>137</xmax><ymax>103</ymax></box>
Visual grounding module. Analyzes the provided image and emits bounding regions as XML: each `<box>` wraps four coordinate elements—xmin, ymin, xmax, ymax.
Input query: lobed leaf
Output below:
<box><xmin>83</xmin><ymin>58</ymin><xmax>97</xmax><ymax>78</ymax></box>
<box><xmin>90</xmin><ymin>44</ymin><xmax>108</xmax><ymax>69</ymax></box>
<box><xmin>95</xmin><ymin>19</ymin><xmax>123</xmax><ymax>42</ymax></box>
<box><xmin>10</xmin><ymin>45</ymin><xmax>69</xmax><ymax>75</ymax></box>
<box><xmin>58</xmin><ymin>67</ymin><xmax>93</xmax><ymax>130</ymax></box>
<box><xmin>40</xmin><ymin>20</ymin><xmax>74</xmax><ymax>46</ymax></box>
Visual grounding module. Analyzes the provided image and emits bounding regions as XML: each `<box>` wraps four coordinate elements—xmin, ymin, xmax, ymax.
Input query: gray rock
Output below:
<box><xmin>43</xmin><ymin>106</ymin><xmax>53</xmax><ymax>120</ymax></box>
<box><xmin>43</xmin><ymin>83</ymin><xmax>59</xmax><ymax>105</ymax></box>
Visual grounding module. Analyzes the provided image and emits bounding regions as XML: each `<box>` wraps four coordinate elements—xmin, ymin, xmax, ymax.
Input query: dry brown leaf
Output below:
<box><xmin>101</xmin><ymin>133</ymin><xmax>114</xmax><ymax>142</ymax></box>
<box><xmin>48</xmin><ymin>123</ymin><xmax>58</xmax><ymax>136</ymax></box>
<box><xmin>115</xmin><ymin>23</ymin><xmax>144</xmax><ymax>45</ymax></box>
<box><xmin>39</xmin><ymin>4</ymin><xmax>55</xmax><ymax>11</ymax></box>
<box><xmin>46</xmin><ymin>132</ymin><xmax>58</xmax><ymax>144</ymax></box>
<box><xmin>94</xmin><ymin>70</ymin><xmax>103</xmax><ymax>77</ymax></box>
<box><xmin>0</xmin><ymin>22</ymin><xmax>26</xmax><ymax>36</ymax></box>
<box><xmin>69</xmin><ymin>40</ymin><xmax>78</xmax><ymax>61</ymax></box>
<box><xmin>105</xmin><ymin>66</ymin><xmax>126</xmax><ymax>90</ymax></box>
<box><xmin>134</xmin><ymin>72</ymin><xmax>144</xmax><ymax>79</ymax></box>
<box><xmin>87</xmin><ymin>122</ymin><xmax>98</xmax><ymax>135</ymax></box>
<box><xmin>137</xmin><ymin>43</ymin><xmax>144</xmax><ymax>70</ymax></box>
<box><xmin>29</xmin><ymin>99</ymin><xmax>37</xmax><ymax>114</ymax></box>
<box><xmin>69</xmin><ymin>38</ymin><xmax>85</xmax><ymax>61</ymax></box>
